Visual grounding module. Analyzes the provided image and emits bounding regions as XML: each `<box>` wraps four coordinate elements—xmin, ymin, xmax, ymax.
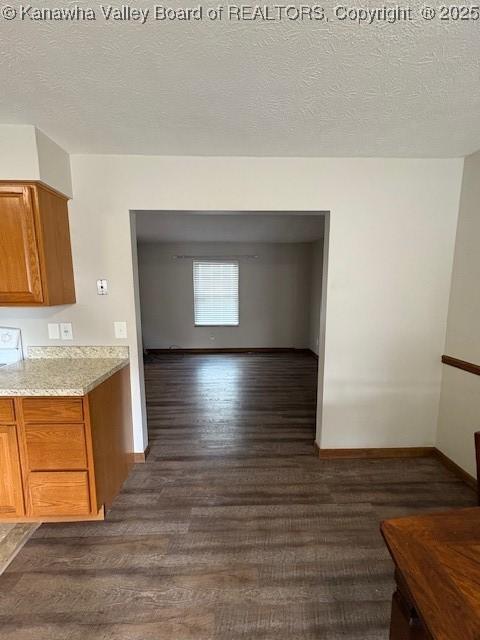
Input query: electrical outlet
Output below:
<box><xmin>60</xmin><ymin>323</ymin><xmax>73</xmax><ymax>340</ymax></box>
<box><xmin>97</xmin><ymin>279</ymin><xmax>108</xmax><ymax>295</ymax></box>
<box><xmin>114</xmin><ymin>321</ymin><xmax>127</xmax><ymax>339</ymax></box>
<box><xmin>48</xmin><ymin>323</ymin><xmax>60</xmax><ymax>340</ymax></box>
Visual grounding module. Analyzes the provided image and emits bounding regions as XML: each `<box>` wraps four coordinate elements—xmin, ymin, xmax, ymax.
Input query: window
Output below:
<box><xmin>193</xmin><ymin>260</ymin><xmax>239</xmax><ymax>326</ymax></box>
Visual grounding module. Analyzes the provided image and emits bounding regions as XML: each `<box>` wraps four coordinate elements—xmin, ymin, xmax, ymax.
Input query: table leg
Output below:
<box><xmin>390</xmin><ymin>589</ymin><xmax>428</xmax><ymax>640</ymax></box>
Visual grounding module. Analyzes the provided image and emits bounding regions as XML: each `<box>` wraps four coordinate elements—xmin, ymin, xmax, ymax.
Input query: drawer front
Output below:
<box><xmin>22</xmin><ymin>398</ymin><xmax>84</xmax><ymax>423</ymax></box>
<box><xmin>25</xmin><ymin>424</ymin><xmax>87</xmax><ymax>471</ymax></box>
<box><xmin>0</xmin><ymin>399</ymin><xmax>15</xmax><ymax>423</ymax></box>
<box><xmin>28</xmin><ymin>471</ymin><xmax>91</xmax><ymax>517</ymax></box>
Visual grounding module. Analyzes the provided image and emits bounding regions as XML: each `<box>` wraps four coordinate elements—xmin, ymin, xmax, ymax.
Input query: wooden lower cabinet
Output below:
<box><xmin>22</xmin><ymin>397</ymin><xmax>83</xmax><ymax>423</ymax></box>
<box><xmin>28</xmin><ymin>471</ymin><xmax>91</xmax><ymax>517</ymax></box>
<box><xmin>0</xmin><ymin>425</ymin><xmax>25</xmax><ymax>518</ymax></box>
<box><xmin>0</xmin><ymin>398</ymin><xmax>15</xmax><ymax>423</ymax></box>
<box><xmin>24</xmin><ymin>423</ymin><xmax>88</xmax><ymax>471</ymax></box>
<box><xmin>0</xmin><ymin>366</ymin><xmax>133</xmax><ymax>522</ymax></box>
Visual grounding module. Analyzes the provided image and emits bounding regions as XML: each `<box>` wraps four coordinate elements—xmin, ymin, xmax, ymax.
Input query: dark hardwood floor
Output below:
<box><xmin>0</xmin><ymin>353</ymin><xmax>476</xmax><ymax>639</ymax></box>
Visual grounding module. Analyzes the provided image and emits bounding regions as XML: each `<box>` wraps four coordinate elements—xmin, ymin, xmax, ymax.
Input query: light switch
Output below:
<box><xmin>114</xmin><ymin>321</ymin><xmax>127</xmax><ymax>339</ymax></box>
<box><xmin>60</xmin><ymin>323</ymin><xmax>73</xmax><ymax>340</ymax></box>
<box><xmin>48</xmin><ymin>323</ymin><xmax>60</xmax><ymax>340</ymax></box>
<box><xmin>97</xmin><ymin>279</ymin><xmax>108</xmax><ymax>295</ymax></box>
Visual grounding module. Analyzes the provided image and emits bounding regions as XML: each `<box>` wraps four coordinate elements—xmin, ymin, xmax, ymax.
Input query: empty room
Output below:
<box><xmin>135</xmin><ymin>211</ymin><xmax>326</xmax><ymax>460</ymax></box>
<box><xmin>0</xmin><ymin>8</ymin><xmax>479</xmax><ymax>640</ymax></box>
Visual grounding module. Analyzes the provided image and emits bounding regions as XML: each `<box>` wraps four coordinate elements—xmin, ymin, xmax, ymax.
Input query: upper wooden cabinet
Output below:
<box><xmin>0</xmin><ymin>182</ymin><xmax>75</xmax><ymax>306</ymax></box>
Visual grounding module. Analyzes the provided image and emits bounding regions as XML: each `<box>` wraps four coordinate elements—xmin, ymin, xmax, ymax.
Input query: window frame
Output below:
<box><xmin>192</xmin><ymin>259</ymin><xmax>240</xmax><ymax>327</ymax></box>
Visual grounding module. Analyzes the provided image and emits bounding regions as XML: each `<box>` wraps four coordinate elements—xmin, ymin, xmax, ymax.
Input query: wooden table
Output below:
<box><xmin>381</xmin><ymin>508</ymin><xmax>480</xmax><ymax>640</ymax></box>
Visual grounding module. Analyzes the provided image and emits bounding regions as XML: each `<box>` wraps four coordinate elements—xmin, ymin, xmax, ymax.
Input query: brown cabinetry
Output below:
<box><xmin>24</xmin><ymin>423</ymin><xmax>88</xmax><ymax>471</ymax></box>
<box><xmin>0</xmin><ymin>424</ymin><xmax>25</xmax><ymax>518</ymax></box>
<box><xmin>0</xmin><ymin>366</ymin><xmax>133</xmax><ymax>522</ymax></box>
<box><xmin>28</xmin><ymin>471</ymin><xmax>91</xmax><ymax>518</ymax></box>
<box><xmin>0</xmin><ymin>398</ymin><xmax>15</xmax><ymax>423</ymax></box>
<box><xmin>0</xmin><ymin>182</ymin><xmax>75</xmax><ymax>306</ymax></box>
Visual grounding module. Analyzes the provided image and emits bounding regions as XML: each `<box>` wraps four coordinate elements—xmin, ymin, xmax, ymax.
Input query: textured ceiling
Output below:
<box><xmin>1</xmin><ymin>5</ymin><xmax>480</xmax><ymax>156</ymax></box>
<box><xmin>135</xmin><ymin>212</ymin><xmax>325</xmax><ymax>242</ymax></box>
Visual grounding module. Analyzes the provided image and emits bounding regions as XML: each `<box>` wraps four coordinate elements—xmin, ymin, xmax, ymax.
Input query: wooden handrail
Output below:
<box><xmin>442</xmin><ymin>357</ymin><xmax>480</xmax><ymax>503</ymax></box>
<box><xmin>441</xmin><ymin>355</ymin><xmax>480</xmax><ymax>376</ymax></box>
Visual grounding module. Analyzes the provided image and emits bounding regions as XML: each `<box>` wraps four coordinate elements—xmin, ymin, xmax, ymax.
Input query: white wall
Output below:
<box><xmin>308</xmin><ymin>239</ymin><xmax>324</xmax><ymax>355</ymax></box>
<box><xmin>437</xmin><ymin>150</ymin><xmax>480</xmax><ymax>477</ymax></box>
<box><xmin>138</xmin><ymin>241</ymin><xmax>312</xmax><ymax>350</ymax></box>
<box><xmin>315</xmin><ymin>217</ymin><xmax>330</xmax><ymax>437</ymax></box>
<box><xmin>35</xmin><ymin>128</ymin><xmax>72</xmax><ymax>197</ymax></box>
<box><xmin>0</xmin><ymin>125</ymin><xmax>39</xmax><ymax>179</ymax></box>
<box><xmin>0</xmin><ymin>153</ymin><xmax>463</xmax><ymax>453</ymax></box>
<box><xmin>0</xmin><ymin>125</ymin><xmax>72</xmax><ymax>197</ymax></box>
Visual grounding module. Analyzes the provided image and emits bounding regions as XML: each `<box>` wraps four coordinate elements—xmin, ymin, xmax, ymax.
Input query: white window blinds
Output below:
<box><xmin>193</xmin><ymin>260</ymin><xmax>239</xmax><ymax>326</ymax></box>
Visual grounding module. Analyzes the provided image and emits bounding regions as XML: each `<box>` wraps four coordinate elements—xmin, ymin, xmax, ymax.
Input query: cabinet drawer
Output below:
<box><xmin>28</xmin><ymin>471</ymin><xmax>91</xmax><ymax>517</ymax></box>
<box><xmin>22</xmin><ymin>398</ymin><xmax>84</xmax><ymax>423</ymax></box>
<box><xmin>0</xmin><ymin>399</ymin><xmax>15</xmax><ymax>423</ymax></box>
<box><xmin>25</xmin><ymin>424</ymin><xmax>87</xmax><ymax>471</ymax></box>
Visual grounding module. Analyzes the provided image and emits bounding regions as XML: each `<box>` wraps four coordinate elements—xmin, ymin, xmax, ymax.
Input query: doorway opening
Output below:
<box><xmin>130</xmin><ymin>211</ymin><xmax>329</xmax><ymax>455</ymax></box>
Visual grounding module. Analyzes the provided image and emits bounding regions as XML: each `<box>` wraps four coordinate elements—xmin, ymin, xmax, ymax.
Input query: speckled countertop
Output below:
<box><xmin>0</xmin><ymin>347</ymin><xmax>129</xmax><ymax>396</ymax></box>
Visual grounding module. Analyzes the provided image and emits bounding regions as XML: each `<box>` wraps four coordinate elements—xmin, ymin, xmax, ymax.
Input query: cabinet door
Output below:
<box><xmin>0</xmin><ymin>425</ymin><xmax>25</xmax><ymax>518</ymax></box>
<box><xmin>0</xmin><ymin>185</ymin><xmax>43</xmax><ymax>304</ymax></box>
